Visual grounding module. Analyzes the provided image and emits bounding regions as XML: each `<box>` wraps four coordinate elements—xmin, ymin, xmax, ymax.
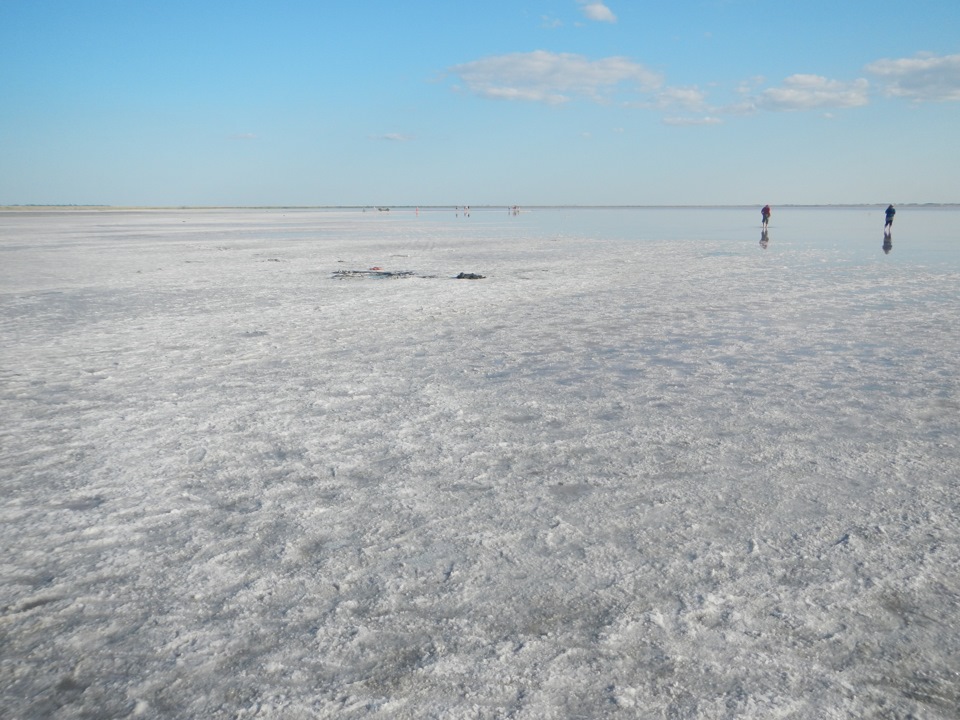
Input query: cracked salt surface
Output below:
<box><xmin>2</xmin><ymin>206</ymin><xmax>959</xmax><ymax>718</ymax></box>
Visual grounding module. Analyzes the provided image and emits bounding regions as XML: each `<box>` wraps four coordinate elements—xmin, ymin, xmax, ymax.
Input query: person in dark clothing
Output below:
<box><xmin>884</xmin><ymin>205</ymin><xmax>896</xmax><ymax>234</ymax></box>
<box><xmin>761</xmin><ymin>205</ymin><xmax>771</xmax><ymax>230</ymax></box>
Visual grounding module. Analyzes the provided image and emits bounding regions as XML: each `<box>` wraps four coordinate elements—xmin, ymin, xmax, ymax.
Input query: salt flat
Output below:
<box><xmin>2</xmin><ymin>207</ymin><xmax>959</xmax><ymax>718</ymax></box>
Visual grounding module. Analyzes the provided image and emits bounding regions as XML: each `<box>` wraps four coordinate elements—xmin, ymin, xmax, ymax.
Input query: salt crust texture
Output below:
<box><xmin>2</xmin><ymin>208</ymin><xmax>959</xmax><ymax>718</ymax></box>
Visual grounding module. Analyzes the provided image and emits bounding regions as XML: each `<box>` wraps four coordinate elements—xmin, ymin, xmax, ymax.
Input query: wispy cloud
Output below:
<box><xmin>448</xmin><ymin>50</ymin><xmax>661</xmax><ymax>105</ymax></box>
<box><xmin>373</xmin><ymin>133</ymin><xmax>414</xmax><ymax>142</ymax></box>
<box><xmin>230</xmin><ymin>133</ymin><xmax>257</xmax><ymax>140</ymax></box>
<box><xmin>662</xmin><ymin>116</ymin><xmax>723</xmax><ymax>126</ymax></box>
<box><xmin>656</xmin><ymin>73</ymin><xmax>871</xmax><ymax>121</ymax></box>
<box><xmin>752</xmin><ymin>74</ymin><xmax>870</xmax><ymax>111</ymax></box>
<box><xmin>866</xmin><ymin>52</ymin><xmax>960</xmax><ymax>102</ymax></box>
<box><xmin>736</xmin><ymin>76</ymin><xmax>766</xmax><ymax>96</ymax></box>
<box><xmin>653</xmin><ymin>86</ymin><xmax>709</xmax><ymax>112</ymax></box>
<box><xmin>447</xmin><ymin>49</ymin><xmax>957</xmax><ymax>125</ymax></box>
<box><xmin>578</xmin><ymin>1</ymin><xmax>617</xmax><ymax>23</ymax></box>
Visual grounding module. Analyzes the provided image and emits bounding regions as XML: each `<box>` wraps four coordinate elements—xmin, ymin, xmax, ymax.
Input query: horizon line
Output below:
<box><xmin>3</xmin><ymin>203</ymin><xmax>957</xmax><ymax>211</ymax></box>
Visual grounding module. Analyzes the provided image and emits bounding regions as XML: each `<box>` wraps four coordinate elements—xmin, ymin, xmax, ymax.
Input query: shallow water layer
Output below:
<box><xmin>2</xmin><ymin>207</ymin><xmax>959</xmax><ymax>719</ymax></box>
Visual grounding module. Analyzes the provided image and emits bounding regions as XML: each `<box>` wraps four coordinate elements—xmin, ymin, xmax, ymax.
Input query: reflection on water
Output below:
<box><xmin>462</xmin><ymin>207</ymin><xmax>959</xmax><ymax>265</ymax></box>
<box><xmin>760</xmin><ymin>230</ymin><xmax>770</xmax><ymax>249</ymax></box>
<box><xmin>883</xmin><ymin>234</ymin><xmax>893</xmax><ymax>255</ymax></box>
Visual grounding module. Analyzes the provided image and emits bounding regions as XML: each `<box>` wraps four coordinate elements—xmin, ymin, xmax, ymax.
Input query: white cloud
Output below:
<box><xmin>662</xmin><ymin>116</ymin><xmax>723</xmax><ymax>126</ymax></box>
<box><xmin>578</xmin><ymin>1</ymin><xmax>617</xmax><ymax>23</ymax></box>
<box><xmin>866</xmin><ymin>53</ymin><xmax>960</xmax><ymax>102</ymax></box>
<box><xmin>448</xmin><ymin>51</ymin><xmax>662</xmax><ymax>105</ymax></box>
<box><xmin>374</xmin><ymin>133</ymin><xmax>414</xmax><ymax>142</ymax></box>
<box><xmin>654</xmin><ymin>86</ymin><xmax>709</xmax><ymax>112</ymax></box>
<box><xmin>755</xmin><ymin>74</ymin><xmax>869</xmax><ymax>111</ymax></box>
<box><xmin>736</xmin><ymin>76</ymin><xmax>766</xmax><ymax>95</ymax></box>
<box><xmin>230</xmin><ymin>133</ymin><xmax>257</xmax><ymax>140</ymax></box>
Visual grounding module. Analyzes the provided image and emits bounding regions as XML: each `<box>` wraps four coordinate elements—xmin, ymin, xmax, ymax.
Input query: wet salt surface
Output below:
<box><xmin>2</xmin><ymin>207</ymin><xmax>959</xmax><ymax>718</ymax></box>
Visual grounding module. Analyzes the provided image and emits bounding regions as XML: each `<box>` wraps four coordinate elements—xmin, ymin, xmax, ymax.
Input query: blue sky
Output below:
<box><xmin>2</xmin><ymin>0</ymin><xmax>958</xmax><ymax>206</ymax></box>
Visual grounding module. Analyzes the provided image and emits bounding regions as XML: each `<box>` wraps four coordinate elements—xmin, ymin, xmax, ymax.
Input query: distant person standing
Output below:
<box><xmin>884</xmin><ymin>204</ymin><xmax>896</xmax><ymax>234</ymax></box>
<box><xmin>761</xmin><ymin>205</ymin><xmax>771</xmax><ymax>230</ymax></box>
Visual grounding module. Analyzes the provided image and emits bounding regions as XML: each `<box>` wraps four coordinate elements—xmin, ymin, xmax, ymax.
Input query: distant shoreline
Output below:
<box><xmin>2</xmin><ymin>203</ymin><xmax>958</xmax><ymax>212</ymax></box>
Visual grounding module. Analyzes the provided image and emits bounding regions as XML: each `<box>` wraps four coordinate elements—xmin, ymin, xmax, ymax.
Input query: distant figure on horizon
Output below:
<box><xmin>761</xmin><ymin>205</ymin><xmax>771</xmax><ymax>230</ymax></box>
<box><xmin>884</xmin><ymin>204</ymin><xmax>896</xmax><ymax>234</ymax></box>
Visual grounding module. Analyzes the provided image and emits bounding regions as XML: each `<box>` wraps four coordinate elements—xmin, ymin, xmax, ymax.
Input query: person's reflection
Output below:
<box><xmin>760</xmin><ymin>229</ymin><xmax>770</xmax><ymax>249</ymax></box>
<box><xmin>883</xmin><ymin>233</ymin><xmax>893</xmax><ymax>254</ymax></box>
